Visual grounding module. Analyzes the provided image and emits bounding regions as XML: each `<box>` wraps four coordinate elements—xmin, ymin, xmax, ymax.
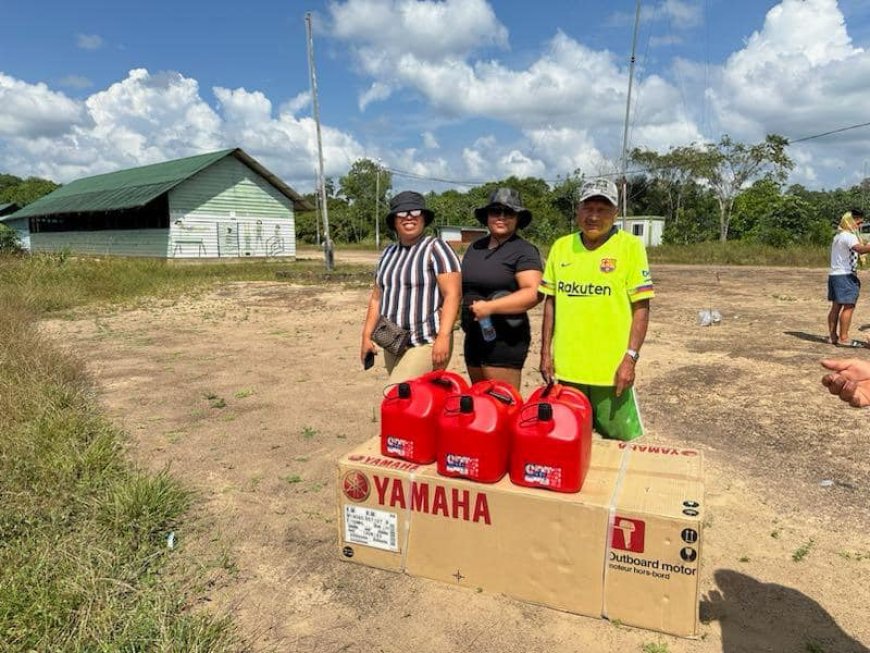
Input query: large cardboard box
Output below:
<box><xmin>337</xmin><ymin>437</ymin><xmax>704</xmax><ymax>637</ymax></box>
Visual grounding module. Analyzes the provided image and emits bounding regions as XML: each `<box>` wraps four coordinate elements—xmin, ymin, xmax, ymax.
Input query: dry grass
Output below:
<box><xmin>0</xmin><ymin>294</ymin><xmax>240</xmax><ymax>651</ymax></box>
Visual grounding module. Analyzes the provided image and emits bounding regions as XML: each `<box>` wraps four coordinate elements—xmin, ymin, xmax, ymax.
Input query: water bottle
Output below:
<box><xmin>479</xmin><ymin>316</ymin><xmax>497</xmax><ymax>342</ymax></box>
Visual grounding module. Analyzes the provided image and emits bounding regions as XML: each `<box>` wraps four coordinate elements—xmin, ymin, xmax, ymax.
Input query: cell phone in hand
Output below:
<box><xmin>364</xmin><ymin>350</ymin><xmax>376</xmax><ymax>370</ymax></box>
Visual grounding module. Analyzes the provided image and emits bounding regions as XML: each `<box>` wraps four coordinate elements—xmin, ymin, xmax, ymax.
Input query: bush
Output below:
<box><xmin>0</xmin><ymin>223</ymin><xmax>22</xmax><ymax>253</ymax></box>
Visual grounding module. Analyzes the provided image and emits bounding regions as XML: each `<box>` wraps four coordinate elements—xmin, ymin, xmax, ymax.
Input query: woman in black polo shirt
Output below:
<box><xmin>461</xmin><ymin>188</ymin><xmax>543</xmax><ymax>389</ymax></box>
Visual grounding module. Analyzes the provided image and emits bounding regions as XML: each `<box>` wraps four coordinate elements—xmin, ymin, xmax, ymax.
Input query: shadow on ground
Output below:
<box><xmin>783</xmin><ymin>330</ymin><xmax>830</xmax><ymax>344</ymax></box>
<box><xmin>701</xmin><ymin>570</ymin><xmax>868</xmax><ymax>653</ymax></box>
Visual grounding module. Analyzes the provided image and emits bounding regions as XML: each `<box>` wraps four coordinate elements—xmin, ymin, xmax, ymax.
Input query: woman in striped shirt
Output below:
<box><xmin>360</xmin><ymin>191</ymin><xmax>461</xmax><ymax>383</ymax></box>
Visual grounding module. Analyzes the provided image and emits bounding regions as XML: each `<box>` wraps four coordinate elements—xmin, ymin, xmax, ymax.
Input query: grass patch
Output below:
<box><xmin>205</xmin><ymin>393</ymin><xmax>227</xmax><ymax>409</ymax></box>
<box><xmin>0</xmin><ymin>296</ymin><xmax>239</xmax><ymax>650</ymax></box>
<box><xmin>792</xmin><ymin>539</ymin><xmax>815</xmax><ymax>562</ymax></box>
<box><xmin>0</xmin><ymin>253</ymin><xmax>373</xmax><ymax>315</ymax></box>
<box><xmin>642</xmin><ymin>642</ymin><xmax>670</xmax><ymax>653</ymax></box>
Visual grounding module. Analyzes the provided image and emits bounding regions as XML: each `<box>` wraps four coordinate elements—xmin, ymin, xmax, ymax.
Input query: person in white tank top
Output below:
<box><xmin>827</xmin><ymin>210</ymin><xmax>870</xmax><ymax>347</ymax></box>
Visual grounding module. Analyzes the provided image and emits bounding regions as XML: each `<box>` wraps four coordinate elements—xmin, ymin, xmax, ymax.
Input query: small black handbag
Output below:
<box><xmin>371</xmin><ymin>315</ymin><xmax>411</xmax><ymax>356</ymax></box>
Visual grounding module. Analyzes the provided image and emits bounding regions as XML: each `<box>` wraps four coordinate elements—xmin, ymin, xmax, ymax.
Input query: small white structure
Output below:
<box><xmin>621</xmin><ymin>216</ymin><xmax>665</xmax><ymax>247</ymax></box>
<box><xmin>438</xmin><ymin>225</ymin><xmax>489</xmax><ymax>248</ymax></box>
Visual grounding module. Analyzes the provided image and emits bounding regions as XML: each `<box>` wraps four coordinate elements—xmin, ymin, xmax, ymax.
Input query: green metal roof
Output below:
<box><xmin>0</xmin><ymin>203</ymin><xmax>20</xmax><ymax>216</ymax></box>
<box><xmin>11</xmin><ymin>148</ymin><xmax>310</xmax><ymax>218</ymax></box>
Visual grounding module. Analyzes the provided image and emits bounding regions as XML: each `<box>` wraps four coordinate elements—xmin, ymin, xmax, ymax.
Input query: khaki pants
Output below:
<box><xmin>384</xmin><ymin>335</ymin><xmax>453</xmax><ymax>384</ymax></box>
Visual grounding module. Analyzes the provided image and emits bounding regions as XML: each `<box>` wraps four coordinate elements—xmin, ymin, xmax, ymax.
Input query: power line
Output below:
<box><xmin>385</xmin><ymin>167</ymin><xmax>484</xmax><ymax>188</ymax></box>
<box><xmin>789</xmin><ymin>121</ymin><xmax>870</xmax><ymax>144</ymax></box>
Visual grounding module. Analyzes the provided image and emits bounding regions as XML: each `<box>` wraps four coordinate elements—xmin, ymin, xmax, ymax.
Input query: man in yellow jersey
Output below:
<box><xmin>539</xmin><ymin>178</ymin><xmax>654</xmax><ymax>440</ymax></box>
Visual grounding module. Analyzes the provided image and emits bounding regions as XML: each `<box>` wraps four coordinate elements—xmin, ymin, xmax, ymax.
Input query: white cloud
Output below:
<box><xmin>0</xmin><ymin>69</ymin><xmax>364</xmax><ymax>189</ymax></box>
<box><xmin>499</xmin><ymin>149</ymin><xmax>546</xmax><ymax>178</ymax></box>
<box><xmin>359</xmin><ymin>81</ymin><xmax>393</xmax><ymax>110</ymax></box>
<box><xmin>75</xmin><ymin>33</ymin><xmax>104</xmax><ymax>50</ymax></box>
<box><xmin>331</xmin><ymin>0</ymin><xmax>509</xmax><ymax>110</ymax></box>
<box><xmin>329</xmin><ymin>0</ymin><xmax>508</xmax><ymax>63</ymax></box>
<box><xmin>280</xmin><ymin>91</ymin><xmax>311</xmax><ymax>116</ymax></box>
<box><xmin>713</xmin><ymin>0</ymin><xmax>862</xmax><ymax>138</ymax></box>
<box><xmin>214</xmin><ymin>85</ymin><xmax>366</xmax><ymax>181</ymax></box>
<box><xmin>610</xmin><ymin>0</ymin><xmax>702</xmax><ymax>30</ymax></box>
<box><xmin>390</xmin><ymin>149</ymin><xmax>453</xmax><ymax>184</ymax></box>
<box><xmin>0</xmin><ymin>73</ymin><xmax>87</xmax><ymax>138</ymax></box>
<box><xmin>523</xmin><ymin>126</ymin><xmax>609</xmax><ymax>175</ymax></box>
<box><xmin>709</xmin><ymin>0</ymin><xmax>870</xmax><ymax>184</ymax></box>
<box><xmin>660</xmin><ymin>0</ymin><xmax>703</xmax><ymax>29</ymax></box>
<box><xmin>332</xmin><ymin>20</ymin><xmax>698</xmax><ymax>145</ymax></box>
<box><xmin>649</xmin><ymin>35</ymin><xmax>682</xmax><ymax>48</ymax></box>
<box><xmin>422</xmin><ymin>131</ymin><xmax>439</xmax><ymax>149</ymax></box>
<box><xmin>462</xmin><ymin>146</ymin><xmax>487</xmax><ymax>178</ymax></box>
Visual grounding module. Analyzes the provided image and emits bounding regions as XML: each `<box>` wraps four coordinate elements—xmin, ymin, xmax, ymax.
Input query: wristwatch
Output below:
<box><xmin>625</xmin><ymin>348</ymin><xmax>640</xmax><ymax>362</ymax></box>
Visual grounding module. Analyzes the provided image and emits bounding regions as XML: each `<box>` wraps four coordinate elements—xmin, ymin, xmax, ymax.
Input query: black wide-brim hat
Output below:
<box><xmin>474</xmin><ymin>187</ymin><xmax>532</xmax><ymax>229</ymax></box>
<box><xmin>386</xmin><ymin>190</ymin><xmax>435</xmax><ymax>231</ymax></box>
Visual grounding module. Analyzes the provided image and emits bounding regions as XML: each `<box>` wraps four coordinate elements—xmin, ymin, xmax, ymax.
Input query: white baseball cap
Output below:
<box><xmin>578</xmin><ymin>178</ymin><xmax>619</xmax><ymax>207</ymax></box>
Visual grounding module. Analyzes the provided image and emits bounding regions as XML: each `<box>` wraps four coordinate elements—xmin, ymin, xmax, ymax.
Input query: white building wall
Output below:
<box><xmin>623</xmin><ymin>218</ymin><xmax>665</xmax><ymax>247</ymax></box>
<box><xmin>167</xmin><ymin>156</ymin><xmax>296</xmax><ymax>258</ymax></box>
<box><xmin>168</xmin><ymin>215</ymin><xmax>295</xmax><ymax>258</ymax></box>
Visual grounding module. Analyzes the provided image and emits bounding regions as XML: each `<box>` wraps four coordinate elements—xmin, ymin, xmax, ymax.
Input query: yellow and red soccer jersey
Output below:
<box><xmin>540</xmin><ymin>230</ymin><xmax>654</xmax><ymax>386</ymax></box>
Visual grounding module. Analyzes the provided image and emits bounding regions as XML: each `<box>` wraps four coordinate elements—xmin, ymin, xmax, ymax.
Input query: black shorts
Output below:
<box><xmin>462</xmin><ymin>315</ymin><xmax>531</xmax><ymax>369</ymax></box>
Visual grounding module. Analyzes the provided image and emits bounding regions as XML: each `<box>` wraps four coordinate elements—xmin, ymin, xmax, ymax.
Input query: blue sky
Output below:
<box><xmin>3</xmin><ymin>0</ymin><xmax>870</xmax><ymax>193</ymax></box>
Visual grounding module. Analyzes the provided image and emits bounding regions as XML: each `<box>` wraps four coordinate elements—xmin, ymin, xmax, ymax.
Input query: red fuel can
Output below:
<box><xmin>510</xmin><ymin>383</ymin><xmax>593</xmax><ymax>493</ymax></box>
<box><xmin>436</xmin><ymin>380</ymin><xmax>522</xmax><ymax>483</ymax></box>
<box><xmin>380</xmin><ymin>370</ymin><xmax>468</xmax><ymax>464</ymax></box>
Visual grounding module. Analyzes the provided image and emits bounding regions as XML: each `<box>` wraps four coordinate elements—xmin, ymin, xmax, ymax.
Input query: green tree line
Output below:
<box><xmin>4</xmin><ymin>134</ymin><xmax>868</xmax><ymax>250</ymax></box>
<box><xmin>0</xmin><ymin>173</ymin><xmax>59</xmax><ymax>207</ymax></box>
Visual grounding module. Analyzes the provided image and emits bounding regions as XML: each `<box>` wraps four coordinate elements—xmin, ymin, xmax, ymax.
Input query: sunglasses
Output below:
<box><xmin>487</xmin><ymin>208</ymin><xmax>517</xmax><ymax>218</ymax></box>
<box><xmin>395</xmin><ymin>210</ymin><xmax>423</xmax><ymax>219</ymax></box>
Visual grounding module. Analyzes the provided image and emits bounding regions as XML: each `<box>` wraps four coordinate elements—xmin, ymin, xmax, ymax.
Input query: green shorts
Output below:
<box><xmin>558</xmin><ymin>381</ymin><xmax>644</xmax><ymax>441</ymax></box>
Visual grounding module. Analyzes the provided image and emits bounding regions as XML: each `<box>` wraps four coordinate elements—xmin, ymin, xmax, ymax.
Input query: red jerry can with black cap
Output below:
<box><xmin>510</xmin><ymin>383</ymin><xmax>593</xmax><ymax>493</ymax></box>
<box><xmin>380</xmin><ymin>370</ymin><xmax>468</xmax><ymax>464</ymax></box>
<box><xmin>436</xmin><ymin>380</ymin><xmax>522</xmax><ymax>483</ymax></box>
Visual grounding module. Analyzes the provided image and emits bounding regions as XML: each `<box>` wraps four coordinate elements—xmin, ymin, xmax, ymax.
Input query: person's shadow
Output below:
<box><xmin>783</xmin><ymin>330</ymin><xmax>831</xmax><ymax>344</ymax></box>
<box><xmin>701</xmin><ymin>570</ymin><xmax>868</xmax><ymax>652</ymax></box>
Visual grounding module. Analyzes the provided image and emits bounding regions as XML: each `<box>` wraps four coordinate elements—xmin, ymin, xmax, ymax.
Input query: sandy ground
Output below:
<box><xmin>44</xmin><ymin>252</ymin><xmax>870</xmax><ymax>653</ymax></box>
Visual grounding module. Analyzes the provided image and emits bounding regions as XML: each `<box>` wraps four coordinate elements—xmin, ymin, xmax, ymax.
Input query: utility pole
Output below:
<box><xmin>305</xmin><ymin>12</ymin><xmax>334</xmax><ymax>270</ymax></box>
<box><xmin>375</xmin><ymin>159</ymin><xmax>381</xmax><ymax>250</ymax></box>
<box><xmin>620</xmin><ymin>0</ymin><xmax>642</xmax><ymax>231</ymax></box>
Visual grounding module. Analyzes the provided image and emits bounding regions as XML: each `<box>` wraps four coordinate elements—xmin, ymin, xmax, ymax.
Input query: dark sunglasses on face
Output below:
<box><xmin>395</xmin><ymin>210</ymin><xmax>423</xmax><ymax>219</ymax></box>
<box><xmin>488</xmin><ymin>207</ymin><xmax>517</xmax><ymax>218</ymax></box>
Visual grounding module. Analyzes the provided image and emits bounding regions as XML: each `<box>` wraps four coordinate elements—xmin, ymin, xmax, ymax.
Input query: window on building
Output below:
<box><xmin>632</xmin><ymin>223</ymin><xmax>645</xmax><ymax>237</ymax></box>
<box><xmin>29</xmin><ymin>195</ymin><xmax>170</xmax><ymax>233</ymax></box>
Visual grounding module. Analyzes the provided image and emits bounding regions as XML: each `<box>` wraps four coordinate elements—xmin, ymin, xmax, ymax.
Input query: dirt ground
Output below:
<box><xmin>44</xmin><ymin>252</ymin><xmax>869</xmax><ymax>653</ymax></box>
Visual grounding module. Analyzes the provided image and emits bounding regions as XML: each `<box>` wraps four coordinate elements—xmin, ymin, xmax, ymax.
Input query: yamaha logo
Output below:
<box><xmin>342</xmin><ymin>470</ymin><xmax>370</xmax><ymax>502</ymax></box>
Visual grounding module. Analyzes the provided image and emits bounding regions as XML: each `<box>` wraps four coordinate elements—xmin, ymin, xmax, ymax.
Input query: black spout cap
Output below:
<box><xmin>397</xmin><ymin>383</ymin><xmax>411</xmax><ymax>399</ymax></box>
<box><xmin>537</xmin><ymin>403</ymin><xmax>553</xmax><ymax>421</ymax></box>
<box><xmin>459</xmin><ymin>395</ymin><xmax>474</xmax><ymax>413</ymax></box>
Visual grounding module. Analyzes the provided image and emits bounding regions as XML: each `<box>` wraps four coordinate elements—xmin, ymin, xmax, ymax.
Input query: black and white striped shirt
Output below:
<box><xmin>376</xmin><ymin>236</ymin><xmax>461</xmax><ymax>346</ymax></box>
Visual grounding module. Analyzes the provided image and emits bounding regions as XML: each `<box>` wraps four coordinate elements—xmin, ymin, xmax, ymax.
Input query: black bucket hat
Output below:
<box><xmin>386</xmin><ymin>190</ymin><xmax>435</xmax><ymax>231</ymax></box>
<box><xmin>474</xmin><ymin>187</ymin><xmax>532</xmax><ymax>229</ymax></box>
